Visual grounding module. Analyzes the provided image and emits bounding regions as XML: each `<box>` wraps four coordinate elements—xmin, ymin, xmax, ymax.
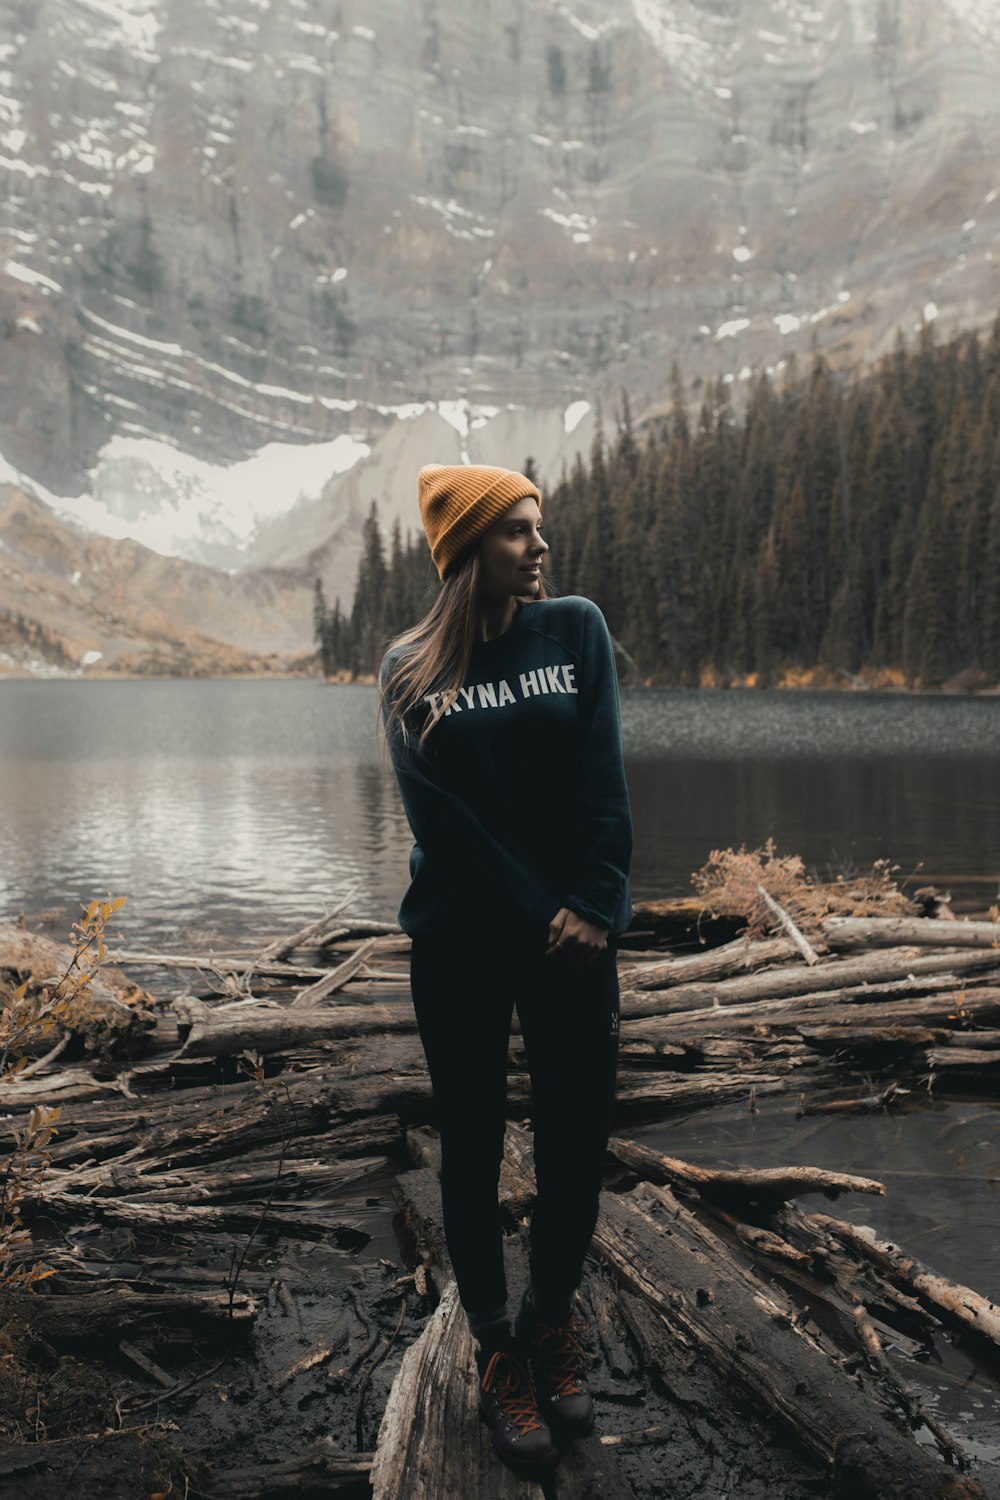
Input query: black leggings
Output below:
<box><xmin>408</xmin><ymin>923</ymin><xmax>620</xmax><ymax>1320</ymax></box>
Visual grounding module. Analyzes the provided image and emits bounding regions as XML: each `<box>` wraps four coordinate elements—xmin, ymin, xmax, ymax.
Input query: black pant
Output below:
<box><xmin>408</xmin><ymin>922</ymin><xmax>620</xmax><ymax>1320</ymax></box>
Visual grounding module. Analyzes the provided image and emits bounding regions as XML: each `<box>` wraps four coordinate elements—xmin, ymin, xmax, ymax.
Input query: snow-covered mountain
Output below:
<box><xmin>1</xmin><ymin>0</ymin><xmax>999</xmax><ymax>667</ymax></box>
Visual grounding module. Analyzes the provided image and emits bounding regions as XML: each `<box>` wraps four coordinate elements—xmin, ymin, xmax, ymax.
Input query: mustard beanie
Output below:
<box><xmin>418</xmin><ymin>464</ymin><xmax>542</xmax><ymax>580</ymax></box>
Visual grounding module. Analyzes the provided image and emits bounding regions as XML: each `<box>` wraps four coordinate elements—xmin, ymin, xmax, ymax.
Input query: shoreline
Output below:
<box><xmin>2</xmin><ymin>668</ymin><xmax>1000</xmax><ymax>696</ymax></box>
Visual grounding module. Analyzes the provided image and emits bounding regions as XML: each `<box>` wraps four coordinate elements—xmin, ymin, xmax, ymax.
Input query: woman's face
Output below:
<box><xmin>478</xmin><ymin>496</ymin><xmax>549</xmax><ymax>601</ymax></box>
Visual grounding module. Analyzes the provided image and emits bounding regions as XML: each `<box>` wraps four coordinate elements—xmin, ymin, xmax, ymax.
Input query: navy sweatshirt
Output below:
<box><xmin>381</xmin><ymin>595</ymin><xmax>633</xmax><ymax>938</ymax></box>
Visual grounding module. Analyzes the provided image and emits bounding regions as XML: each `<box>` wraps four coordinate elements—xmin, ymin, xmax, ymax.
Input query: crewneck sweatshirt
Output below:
<box><xmin>381</xmin><ymin>595</ymin><xmax>633</xmax><ymax>938</ymax></box>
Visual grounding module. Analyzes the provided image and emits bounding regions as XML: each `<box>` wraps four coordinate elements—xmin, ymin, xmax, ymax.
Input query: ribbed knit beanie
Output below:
<box><xmin>418</xmin><ymin>464</ymin><xmax>542</xmax><ymax>580</ymax></box>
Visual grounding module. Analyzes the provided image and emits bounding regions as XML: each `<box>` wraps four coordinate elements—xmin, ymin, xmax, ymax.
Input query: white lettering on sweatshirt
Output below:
<box><xmin>423</xmin><ymin>663</ymin><xmax>577</xmax><ymax>717</ymax></box>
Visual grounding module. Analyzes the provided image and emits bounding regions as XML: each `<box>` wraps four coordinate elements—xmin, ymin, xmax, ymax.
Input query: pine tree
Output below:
<box><xmin>350</xmin><ymin>502</ymin><xmax>389</xmax><ymax>675</ymax></box>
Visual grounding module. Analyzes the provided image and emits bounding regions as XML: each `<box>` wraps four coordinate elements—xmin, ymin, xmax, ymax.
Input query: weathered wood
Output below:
<box><xmin>208</xmin><ymin>1438</ymin><xmax>373</xmax><ymax>1497</ymax></box>
<box><xmin>619</xmin><ymin>947</ymin><xmax>1000</xmax><ymax>1018</ymax></box>
<box><xmin>619</xmin><ymin>934</ymin><xmax>797</xmax><ymax>990</ymax></box>
<box><xmin>824</xmin><ymin>917</ymin><xmax>1000</xmax><ymax>950</ymax></box>
<box><xmin>851</xmin><ymin>1304</ymin><xmax>969</xmax><ymax>1468</ymax></box>
<box><xmin>117</xmin><ymin>1338</ymin><xmax>175</xmax><ymax>1388</ymax></box>
<box><xmin>257</xmin><ymin>906</ymin><xmax>354</xmax><ymax>962</ymax></box>
<box><xmin>625</xmin><ymin>986</ymin><xmax>1000</xmax><ymax>1045</ymax></box>
<box><xmin>371</xmin><ymin>1281</ymin><xmax>544</xmax><ymax>1500</ymax></box>
<box><xmin>813</xmin><ymin>1215</ymin><xmax>1000</xmax><ymax>1355</ymax></box>
<box><xmin>27</xmin><ymin>1285</ymin><xmax>257</xmax><ymax>1339</ymax></box>
<box><xmin>607</xmin><ymin>1135</ymin><xmax>885</xmax><ymax>1203</ymax></box>
<box><xmin>43</xmin><ymin>1151</ymin><xmax>389</xmax><ymax>1203</ymax></box>
<box><xmin>799</xmin><ymin>1024</ymin><xmax>949</xmax><ymax>1051</ymax></box>
<box><xmin>0</xmin><ymin>924</ymin><xmax>151</xmax><ymax>1012</ymax></box>
<box><xmin>592</xmin><ymin>1181</ymin><xmax>986</xmax><ymax>1499</ymax></box>
<box><xmin>107</xmin><ymin>949</ymin><xmax>332</xmax><ymax>979</ymax></box>
<box><xmin>926</xmin><ymin>1047</ymin><xmax>1000</xmax><ymax>1072</ymax></box>
<box><xmin>757</xmin><ymin>883</ymin><xmax>821</xmax><ymax>965</ymax></box>
<box><xmin>292</xmin><ymin>937</ymin><xmax>382</xmax><ymax>1006</ymax></box>
<box><xmin>178</xmin><ymin>1000</ymin><xmax>416</xmax><ymax>1056</ymax></box>
<box><xmin>29</xmin><ymin>1190</ymin><xmax>372</xmax><ymax>1243</ymax></box>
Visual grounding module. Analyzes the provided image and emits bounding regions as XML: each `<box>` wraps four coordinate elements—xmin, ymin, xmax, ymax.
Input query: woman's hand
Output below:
<box><xmin>546</xmin><ymin>907</ymin><xmax>609</xmax><ymax>965</ymax></box>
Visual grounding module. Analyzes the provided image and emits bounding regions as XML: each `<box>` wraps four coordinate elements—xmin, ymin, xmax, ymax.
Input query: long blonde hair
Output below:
<box><xmin>379</xmin><ymin>545</ymin><xmax>552</xmax><ymax>754</ymax></box>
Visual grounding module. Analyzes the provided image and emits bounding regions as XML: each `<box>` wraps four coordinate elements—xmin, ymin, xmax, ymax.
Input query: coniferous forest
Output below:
<box><xmin>315</xmin><ymin>314</ymin><xmax>1000</xmax><ymax>688</ymax></box>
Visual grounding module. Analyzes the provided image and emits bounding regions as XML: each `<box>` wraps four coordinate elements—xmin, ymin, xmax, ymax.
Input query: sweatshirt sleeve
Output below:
<box><xmin>381</xmin><ymin>666</ymin><xmax>561</xmax><ymax>928</ymax></box>
<box><xmin>563</xmin><ymin>601</ymin><xmax>633</xmax><ymax>929</ymax></box>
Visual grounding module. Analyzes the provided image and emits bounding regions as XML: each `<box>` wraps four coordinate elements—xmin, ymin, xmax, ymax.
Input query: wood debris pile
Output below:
<box><xmin>0</xmin><ymin>874</ymin><xmax>997</xmax><ymax>1498</ymax></box>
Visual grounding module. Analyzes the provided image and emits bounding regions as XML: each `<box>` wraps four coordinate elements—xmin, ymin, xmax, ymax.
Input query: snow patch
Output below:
<box><xmin>848</xmin><ymin>120</ymin><xmax>877</xmax><ymax>134</ymax></box>
<box><xmin>5</xmin><ymin>261</ymin><xmax>62</xmax><ymax>294</ymax></box>
<box><xmin>81</xmin><ymin>650</ymin><xmax>103</xmax><ymax>665</ymax></box>
<box><xmin>924</xmin><ymin>302</ymin><xmax>939</xmax><ymax>321</ymax></box>
<box><xmin>630</xmin><ymin>0</ymin><xmax>712</xmax><ymax>87</ymax></box>
<box><xmin>552</xmin><ymin>5</ymin><xmax>617</xmax><ymax>42</ymax></box>
<box><xmin>715</xmin><ymin>318</ymin><xmax>750</xmax><ymax>340</ymax></box>
<box><xmin>60</xmin><ymin>434</ymin><xmax>373</xmax><ymax>558</ymax></box>
<box><xmin>732</xmin><ymin>246</ymin><xmax>753</xmax><ymax>262</ymax></box>
<box><xmin>70</xmin><ymin>0</ymin><xmax>160</xmax><ymax>59</ymax></box>
<box><xmin>437</xmin><ymin>401</ymin><xmax>470</xmax><ymax>438</ymax></box>
<box><xmin>774</xmin><ymin>314</ymin><xmax>801</xmax><ymax>334</ymax></box>
<box><xmin>563</xmin><ymin>400</ymin><xmax>590</xmax><ymax>435</ymax></box>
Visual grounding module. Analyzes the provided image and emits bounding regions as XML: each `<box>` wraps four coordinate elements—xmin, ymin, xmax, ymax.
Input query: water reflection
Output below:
<box><xmin>1</xmin><ymin>681</ymin><xmax>998</xmax><ymax>944</ymax></box>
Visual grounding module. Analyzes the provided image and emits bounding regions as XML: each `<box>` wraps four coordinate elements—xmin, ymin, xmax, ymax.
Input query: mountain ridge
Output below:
<box><xmin>1</xmin><ymin>0</ymin><xmax>999</xmax><ymax>670</ymax></box>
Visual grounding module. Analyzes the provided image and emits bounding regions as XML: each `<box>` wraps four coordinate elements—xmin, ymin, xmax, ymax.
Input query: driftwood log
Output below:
<box><xmin>824</xmin><ymin>917</ymin><xmax>1000</xmax><ymax>950</ymax></box>
<box><xmin>812</xmin><ymin>1215</ymin><xmax>1000</xmax><ymax>1356</ymax></box>
<box><xmin>607</xmin><ymin>1135</ymin><xmax>886</xmax><ymax>1204</ymax></box>
<box><xmin>371</xmin><ymin>1282</ymin><xmax>543</xmax><ymax>1500</ymax></box>
<box><xmin>592</xmin><ymin>1182</ymin><xmax>985</xmax><ymax>1499</ymax></box>
<box><xmin>620</xmin><ymin>946</ymin><xmax>1000</xmax><ymax>1018</ymax></box>
<box><xmin>207</xmin><ymin>1438</ymin><xmax>373</xmax><ymax>1497</ymax></box>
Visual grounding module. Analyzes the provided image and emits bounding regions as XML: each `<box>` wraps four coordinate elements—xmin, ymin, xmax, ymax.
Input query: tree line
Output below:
<box><xmin>315</xmin><ymin>313</ymin><xmax>1000</xmax><ymax>687</ymax></box>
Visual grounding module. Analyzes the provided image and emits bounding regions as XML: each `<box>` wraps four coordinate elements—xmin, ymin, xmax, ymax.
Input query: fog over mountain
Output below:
<box><xmin>1</xmin><ymin>0</ymin><xmax>998</xmax><ymax>672</ymax></box>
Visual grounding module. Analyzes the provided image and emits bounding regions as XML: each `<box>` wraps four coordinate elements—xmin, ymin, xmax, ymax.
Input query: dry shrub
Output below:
<box><xmin>692</xmin><ymin>839</ymin><xmax>916</xmax><ymax>940</ymax></box>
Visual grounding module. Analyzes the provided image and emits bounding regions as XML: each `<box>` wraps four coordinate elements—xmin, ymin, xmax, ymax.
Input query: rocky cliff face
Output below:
<box><xmin>0</xmin><ymin>484</ymin><xmax>311</xmax><ymax>675</ymax></box>
<box><xmin>0</xmin><ymin>0</ymin><xmax>998</xmax><ymax>666</ymax></box>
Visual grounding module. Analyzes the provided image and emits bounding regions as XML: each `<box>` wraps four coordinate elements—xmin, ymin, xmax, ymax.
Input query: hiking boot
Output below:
<box><xmin>476</xmin><ymin>1343</ymin><xmax>558</xmax><ymax>1468</ymax></box>
<box><xmin>515</xmin><ymin>1301</ymin><xmax>595</xmax><ymax>1438</ymax></box>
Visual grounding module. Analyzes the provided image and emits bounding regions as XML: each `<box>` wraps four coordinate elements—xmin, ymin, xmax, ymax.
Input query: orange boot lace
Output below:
<box><xmin>531</xmin><ymin>1314</ymin><xmax>589</xmax><ymax>1397</ymax></box>
<box><xmin>480</xmin><ymin>1350</ymin><xmax>547</xmax><ymax>1435</ymax></box>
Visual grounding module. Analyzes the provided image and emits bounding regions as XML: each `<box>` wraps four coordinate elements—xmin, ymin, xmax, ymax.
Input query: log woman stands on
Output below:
<box><xmin>379</xmin><ymin>465</ymin><xmax>633</xmax><ymax>1470</ymax></box>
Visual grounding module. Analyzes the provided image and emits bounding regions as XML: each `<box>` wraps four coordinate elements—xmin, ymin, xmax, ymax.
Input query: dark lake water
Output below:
<box><xmin>0</xmin><ymin>680</ymin><xmax>997</xmax><ymax>944</ymax></box>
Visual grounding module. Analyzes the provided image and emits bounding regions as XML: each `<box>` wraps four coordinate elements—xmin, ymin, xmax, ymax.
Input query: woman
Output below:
<box><xmin>379</xmin><ymin>464</ymin><xmax>633</xmax><ymax>1469</ymax></box>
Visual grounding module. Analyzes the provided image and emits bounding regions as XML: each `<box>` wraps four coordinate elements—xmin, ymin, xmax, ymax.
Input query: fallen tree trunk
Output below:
<box><xmin>592</xmin><ymin>1181</ymin><xmax>986</xmax><ymax>1499</ymax></box>
<box><xmin>292</xmin><ymin>937</ymin><xmax>383</xmax><ymax>1006</ymax></box>
<box><xmin>619</xmin><ymin>947</ymin><xmax>1000</xmax><ymax>1018</ymax></box>
<box><xmin>625</xmin><ymin>986</ymin><xmax>1000</xmax><ymax>1045</ymax></box>
<box><xmin>812</xmin><ymin>1215</ymin><xmax>1000</xmax><ymax>1357</ymax></box>
<box><xmin>209</xmin><ymin>1438</ymin><xmax>373</xmax><ymax>1497</ymax></box>
<box><xmin>176</xmin><ymin>999</ymin><xmax>417</xmax><ymax>1056</ymax></box>
<box><xmin>27</xmin><ymin>1285</ymin><xmax>257</xmax><ymax>1339</ymax></box>
<box><xmin>106</xmin><ymin>950</ymin><xmax>333</xmax><ymax>980</ymax></box>
<box><xmin>371</xmin><ymin>1281</ymin><xmax>543</xmax><ymax>1500</ymax></box>
<box><xmin>619</xmin><ymin>935</ymin><xmax>798</xmax><ymax>991</ymax></box>
<box><xmin>607</xmin><ymin>1135</ymin><xmax>886</xmax><ymax>1204</ymax></box>
<box><xmin>27</xmin><ymin>1189</ymin><xmax>373</xmax><ymax>1243</ymax></box>
<box><xmin>824</xmin><ymin>917</ymin><xmax>1000</xmax><ymax>951</ymax></box>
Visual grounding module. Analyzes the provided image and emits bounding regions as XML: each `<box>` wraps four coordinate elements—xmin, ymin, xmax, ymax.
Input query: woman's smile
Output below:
<box><xmin>478</xmin><ymin>495</ymin><xmax>549</xmax><ymax>604</ymax></box>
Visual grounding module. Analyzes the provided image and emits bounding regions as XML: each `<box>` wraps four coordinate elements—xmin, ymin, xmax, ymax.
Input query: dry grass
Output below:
<box><xmin>691</xmin><ymin>839</ymin><xmax>917</xmax><ymax>941</ymax></box>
